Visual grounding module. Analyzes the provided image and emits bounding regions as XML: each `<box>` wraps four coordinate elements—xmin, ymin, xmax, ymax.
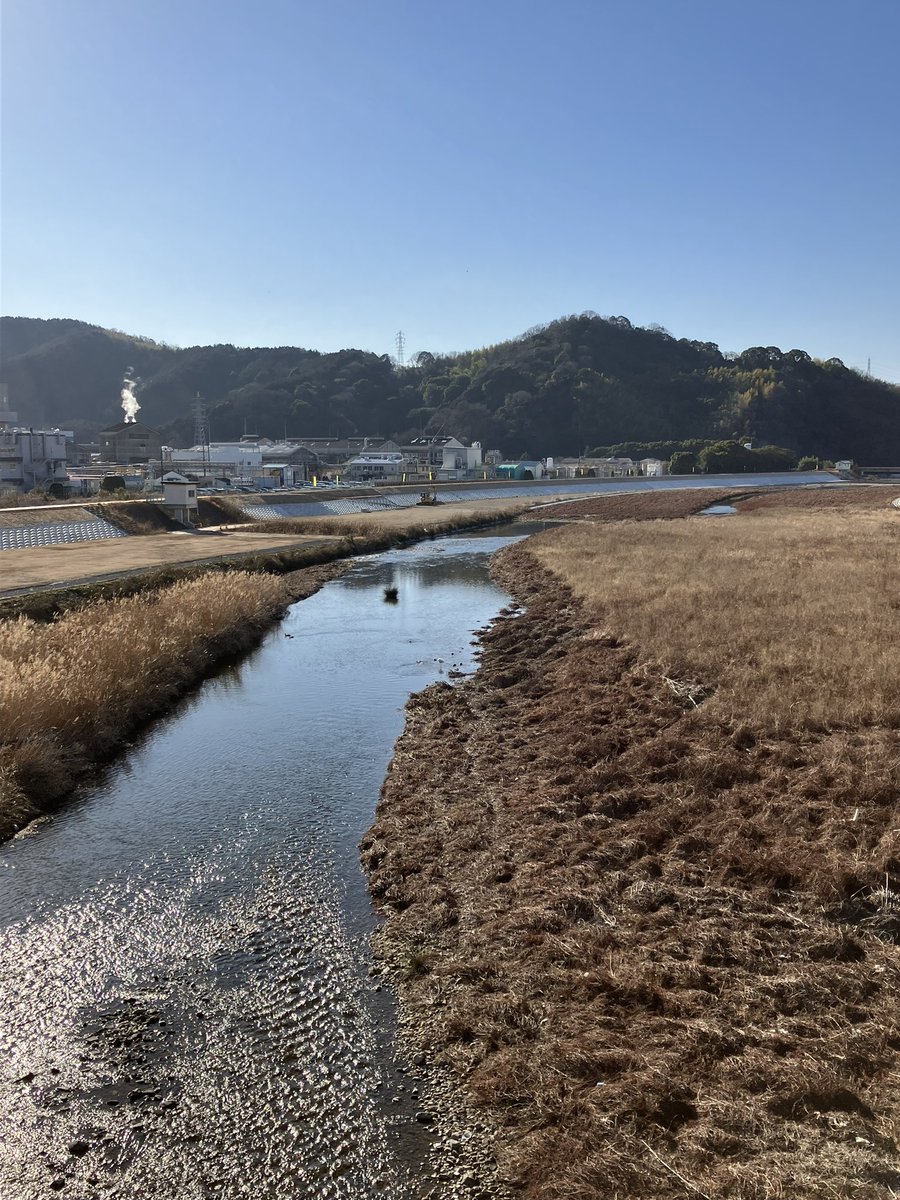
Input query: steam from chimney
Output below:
<box><xmin>121</xmin><ymin>372</ymin><xmax>141</xmax><ymax>424</ymax></box>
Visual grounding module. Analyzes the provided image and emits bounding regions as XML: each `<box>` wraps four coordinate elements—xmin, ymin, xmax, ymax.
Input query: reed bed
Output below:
<box><xmin>0</xmin><ymin>571</ymin><xmax>289</xmax><ymax>835</ymax></box>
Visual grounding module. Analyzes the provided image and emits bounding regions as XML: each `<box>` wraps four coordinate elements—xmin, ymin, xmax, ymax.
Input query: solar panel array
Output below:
<box><xmin>0</xmin><ymin>518</ymin><xmax>128</xmax><ymax>550</ymax></box>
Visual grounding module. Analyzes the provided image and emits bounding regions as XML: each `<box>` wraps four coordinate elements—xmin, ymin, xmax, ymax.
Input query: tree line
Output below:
<box><xmin>1</xmin><ymin>313</ymin><xmax>897</xmax><ymax>463</ymax></box>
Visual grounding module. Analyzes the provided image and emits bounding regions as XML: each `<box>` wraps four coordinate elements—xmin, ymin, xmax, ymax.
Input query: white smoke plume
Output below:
<box><xmin>121</xmin><ymin>372</ymin><xmax>141</xmax><ymax>424</ymax></box>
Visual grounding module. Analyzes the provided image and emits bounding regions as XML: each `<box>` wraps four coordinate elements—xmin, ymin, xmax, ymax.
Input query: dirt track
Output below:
<box><xmin>0</xmin><ymin>530</ymin><xmax>334</xmax><ymax>595</ymax></box>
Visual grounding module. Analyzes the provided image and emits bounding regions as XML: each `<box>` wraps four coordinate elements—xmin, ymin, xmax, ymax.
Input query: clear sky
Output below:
<box><xmin>2</xmin><ymin>0</ymin><xmax>899</xmax><ymax>381</ymax></box>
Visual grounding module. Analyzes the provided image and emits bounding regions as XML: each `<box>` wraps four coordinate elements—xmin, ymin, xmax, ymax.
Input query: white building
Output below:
<box><xmin>167</xmin><ymin>442</ymin><xmax>263</xmax><ymax>479</ymax></box>
<box><xmin>161</xmin><ymin>472</ymin><xmax>199</xmax><ymax>524</ymax></box>
<box><xmin>0</xmin><ymin>401</ymin><xmax>70</xmax><ymax>493</ymax></box>
<box><xmin>402</xmin><ymin>436</ymin><xmax>483</xmax><ymax>479</ymax></box>
<box><xmin>347</xmin><ymin>452</ymin><xmax>407</xmax><ymax>481</ymax></box>
<box><xmin>549</xmin><ymin>456</ymin><xmax>636</xmax><ymax>478</ymax></box>
<box><xmin>639</xmin><ymin>458</ymin><xmax>668</xmax><ymax>477</ymax></box>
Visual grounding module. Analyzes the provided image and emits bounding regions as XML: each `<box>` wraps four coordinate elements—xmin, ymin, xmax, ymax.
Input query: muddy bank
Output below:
<box><xmin>362</xmin><ymin>541</ymin><xmax>900</xmax><ymax>1199</ymax></box>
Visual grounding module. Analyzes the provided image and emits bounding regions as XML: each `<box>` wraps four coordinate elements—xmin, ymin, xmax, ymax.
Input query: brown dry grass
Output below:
<box><xmin>87</xmin><ymin>501</ymin><xmax>183</xmax><ymax>535</ymax></box>
<box><xmin>736</xmin><ymin>485</ymin><xmax>899</xmax><ymax>513</ymax></box>
<box><xmin>364</xmin><ymin>505</ymin><xmax>900</xmax><ymax>1199</ymax></box>
<box><xmin>532</xmin><ymin>508</ymin><xmax>899</xmax><ymax>731</ymax></box>
<box><xmin>537</xmin><ymin>487</ymin><xmax>749</xmax><ymax>522</ymax></box>
<box><xmin>247</xmin><ymin>498</ymin><xmax>534</xmax><ymax>538</ymax></box>
<box><xmin>0</xmin><ymin>571</ymin><xmax>291</xmax><ymax>836</ymax></box>
<box><xmin>0</xmin><ymin>505</ymin><xmax>97</xmax><ymax>528</ymax></box>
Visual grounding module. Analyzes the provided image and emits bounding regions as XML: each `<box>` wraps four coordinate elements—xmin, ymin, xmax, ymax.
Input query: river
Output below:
<box><xmin>0</xmin><ymin>529</ymin><xmax>533</xmax><ymax>1200</ymax></box>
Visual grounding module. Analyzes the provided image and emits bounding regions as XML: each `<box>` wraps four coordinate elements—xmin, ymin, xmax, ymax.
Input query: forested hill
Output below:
<box><xmin>1</xmin><ymin>313</ymin><xmax>897</xmax><ymax>462</ymax></box>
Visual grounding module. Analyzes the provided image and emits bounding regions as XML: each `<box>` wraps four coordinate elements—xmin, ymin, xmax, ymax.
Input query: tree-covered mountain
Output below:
<box><xmin>1</xmin><ymin>313</ymin><xmax>897</xmax><ymax>462</ymax></box>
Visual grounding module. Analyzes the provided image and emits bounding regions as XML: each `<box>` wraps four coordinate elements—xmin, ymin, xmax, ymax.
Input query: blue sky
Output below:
<box><xmin>3</xmin><ymin>0</ymin><xmax>899</xmax><ymax>381</ymax></box>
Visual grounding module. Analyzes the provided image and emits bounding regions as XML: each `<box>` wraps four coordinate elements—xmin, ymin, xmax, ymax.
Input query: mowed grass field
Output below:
<box><xmin>364</xmin><ymin>494</ymin><xmax>900</xmax><ymax>1199</ymax></box>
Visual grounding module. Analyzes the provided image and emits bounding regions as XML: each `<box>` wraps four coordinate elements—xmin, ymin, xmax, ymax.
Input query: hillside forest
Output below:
<box><xmin>1</xmin><ymin>313</ymin><xmax>897</xmax><ymax>464</ymax></box>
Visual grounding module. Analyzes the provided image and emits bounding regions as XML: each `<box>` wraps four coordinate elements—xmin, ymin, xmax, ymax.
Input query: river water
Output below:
<box><xmin>0</xmin><ymin>531</ymin><xmax>528</xmax><ymax>1200</ymax></box>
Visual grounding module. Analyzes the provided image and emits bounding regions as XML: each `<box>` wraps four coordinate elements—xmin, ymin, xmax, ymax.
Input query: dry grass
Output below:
<box><xmin>247</xmin><ymin>500</ymin><xmax>533</xmax><ymax>539</ymax></box>
<box><xmin>0</xmin><ymin>530</ymin><xmax>337</xmax><ymax>596</ymax></box>
<box><xmin>736</xmin><ymin>485</ymin><xmax>899</xmax><ymax>513</ymax></box>
<box><xmin>87</xmin><ymin>501</ymin><xmax>183</xmax><ymax>535</ymax></box>
<box><xmin>0</xmin><ymin>571</ymin><xmax>291</xmax><ymax>836</ymax></box>
<box><xmin>537</xmin><ymin>487</ymin><xmax>749</xmax><ymax>522</ymax></box>
<box><xmin>0</xmin><ymin>505</ymin><xmax>97</xmax><ymax>528</ymax></box>
<box><xmin>364</xmin><ymin>505</ymin><xmax>900</xmax><ymax>1199</ymax></box>
<box><xmin>531</xmin><ymin>507</ymin><xmax>900</xmax><ymax>731</ymax></box>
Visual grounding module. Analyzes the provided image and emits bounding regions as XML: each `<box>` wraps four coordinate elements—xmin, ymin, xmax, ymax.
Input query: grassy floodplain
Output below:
<box><xmin>363</xmin><ymin>488</ymin><xmax>900</xmax><ymax>1199</ymax></box>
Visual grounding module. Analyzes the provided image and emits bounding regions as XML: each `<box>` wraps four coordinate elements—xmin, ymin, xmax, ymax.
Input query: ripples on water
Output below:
<box><xmin>0</xmin><ymin>535</ymin><xmax>521</xmax><ymax>1199</ymax></box>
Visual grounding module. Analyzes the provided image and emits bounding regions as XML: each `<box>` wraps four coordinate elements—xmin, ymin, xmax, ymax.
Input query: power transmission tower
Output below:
<box><xmin>395</xmin><ymin>330</ymin><xmax>406</xmax><ymax>367</ymax></box>
<box><xmin>193</xmin><ymin>393</ymin><xmax>210</xmax><ymax>478</ymax></box>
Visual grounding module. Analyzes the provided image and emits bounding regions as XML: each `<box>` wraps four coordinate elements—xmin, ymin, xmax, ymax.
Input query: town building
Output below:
<box><xmin>496</xmin><ymin>460</ymin><xmax>544</xmax><ymax>480</ymax></box>
<box><xmin>290</xmin><ymin>437</ymin><xmax>387</xmax><ymax>465</ymax></box>
<box><xmin>346</xmin><ymin>452</ymin><xmax>408</xmax><ymax>481</ymax></box>
<box><xmin>99</xmin><ymin>421</ymin><xmax>162</xmax><ymax>465</ymax></box>
<box><xmin>161</xmin><ymin>472</ymin><xmax>199</xmax><ymax>524</ymax></box>
<box><xmin>401</xmin><ymin>437</ymin><xmax>483</xmax><ymax>478</ymax></box>
<box><xmin>639</xmin><ymin>458</ymin><xmax>668</xmax><ymax>476</ymax></box>
<box><xmin>548</xmin><ymin>457</ymin><xmax>637</xmax><ymax>478</ymax></box>
<box><xmin>166</xmin><ymin>442</ymin><xmax>262</xmax><ymax>479</ymax></box>
<box><xmin>0</xmin><ymin>397</ymin><xmax>70</xmax><ymax>494</ymax></box>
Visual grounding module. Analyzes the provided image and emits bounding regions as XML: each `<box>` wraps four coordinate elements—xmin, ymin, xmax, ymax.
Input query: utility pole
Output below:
<box><xmin>193</xmin><ymin>393</ymin><xmax>210</xmax><ymax>479</ymax></box>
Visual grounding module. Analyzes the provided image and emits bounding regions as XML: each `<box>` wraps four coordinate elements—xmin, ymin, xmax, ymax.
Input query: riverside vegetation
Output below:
<box><xmin>0</xmin><ymin>567</ymin><xmax>341</xmax><ymax>839</ymax></box>
<box><xmin>362</xmin><ymin>488</ymin><xmax>900</xmax><ymax>1199</ymax></box>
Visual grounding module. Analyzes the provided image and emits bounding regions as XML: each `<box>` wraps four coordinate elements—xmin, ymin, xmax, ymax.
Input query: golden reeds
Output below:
<box><xmin>0</xmin><ymin>571</ymin><xmax>288</xmax><ymax>833</ymax></box>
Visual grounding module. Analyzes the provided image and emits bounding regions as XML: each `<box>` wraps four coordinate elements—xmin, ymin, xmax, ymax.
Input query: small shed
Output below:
<box><xmin>161</xmin><ymin>471</ymin><xmax>198</xmax><ymax>524</ymax></box>
<box><xmin>496</xmin><ymin>461</ymin><xmax>543</xmax><ymax>480</ymax></box>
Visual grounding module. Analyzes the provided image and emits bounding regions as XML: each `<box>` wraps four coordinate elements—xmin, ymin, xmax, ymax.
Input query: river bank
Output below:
<box><xmin>363</xmin><ymin>501</ymin><xmax>899</xmax><ymax>1198</ymax></box>
<box><xmin>0</xmin><ymin>561</ymin><xmax>347</xmax><ymax>840</ymax></box>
